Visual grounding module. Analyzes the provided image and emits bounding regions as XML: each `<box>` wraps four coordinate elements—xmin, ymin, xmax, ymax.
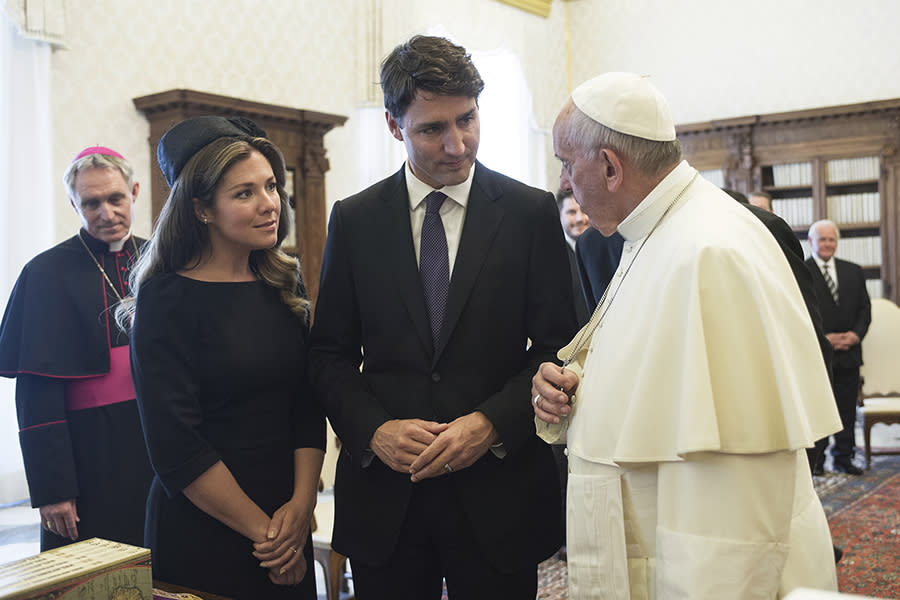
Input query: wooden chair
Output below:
<box><xmin>311</xmin><ymin>420</ymin><xmax>350</xmax><ymax>600</ymax></box>
<box><xmin>858</xmin><ymin>298</ymin><xmax>900</xmax><ymax>469</ymax></box>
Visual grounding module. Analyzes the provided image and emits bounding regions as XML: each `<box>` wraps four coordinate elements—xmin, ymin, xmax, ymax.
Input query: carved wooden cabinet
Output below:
<box><xmin>677</xmin><ymin>99</ymin><xmax>900</xmax><ymax>302</ymax></box>
<box><xmin>133</xmin><ymin>89</ymin><xmax>347</xmax><ymax>303</ymax></box>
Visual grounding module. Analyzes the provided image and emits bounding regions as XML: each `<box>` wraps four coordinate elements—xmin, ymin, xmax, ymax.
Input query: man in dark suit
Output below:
<box><xmin>575</xmin><ymin>226</ymin><xmax>625</xmax><ymax>312</ymax></box>
<box><xmin>806</xmin><ymin>219</ymin><xmax>871</xmax><ymax>476</ymax></box>
<box><xmin>552</xmin><ymin>190</ymin><xmax>591</xmax><ymax>562</ymax></box>
<box><xmin>557</xmin><ymin>190</ymin><xmax>591</xmax><ymax>325</ymax></box>
<box><xmin>309</xmin><ymin>35</ymin><xmax>576</xmax><ymax>599</ymax></box>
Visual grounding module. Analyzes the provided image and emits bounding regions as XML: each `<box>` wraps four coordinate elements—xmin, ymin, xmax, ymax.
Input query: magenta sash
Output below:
<box><xmin>65</xmin><ymin>345</ymin><xmax>135</xmax><ymax>411</ymax></box>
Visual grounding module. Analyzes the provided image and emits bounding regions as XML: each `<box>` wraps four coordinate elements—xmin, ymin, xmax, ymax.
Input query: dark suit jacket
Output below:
<box><xmin>309</xmin><ymin>162</ymin><xmax>577</xmax><ymax>572</ymax></box>
<box><xmin>574</xmin><ymin>227</ymin><xmax>625</xmax><ymax>311</ymax></box>
<box><xmin>805</xmin><ymin>256</ymin><xmax>871</xmax><ymax>370</ymax></box>
<box><xmin>566</xmin><ymin>244</ymin><xmax>590</xmax><ymax>325</ymax></box>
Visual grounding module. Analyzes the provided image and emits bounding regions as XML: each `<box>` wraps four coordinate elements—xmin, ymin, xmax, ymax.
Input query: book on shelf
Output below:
<box><xmin>835</xmin><ymin>236</ymin><xmax>881</xmax><ymax>267</ymax></box>
<box><xmin>771</xmin><ymin>162</ymin><xmax>813</xmax><ymax>187</ymax></box>
<box><xmin>772</xmin><ymin>197</ymin><xmax>813</xmax><ymax>228</ymax></box>
<box><xmin>827</xmin><ymin>192</ymin><xmax>881</xmax><ymax>224</ymax></box>
<box><xmin>826</xmin><ymin>156</ymin><xmax>879</xmax><ymax>183</ymax></box>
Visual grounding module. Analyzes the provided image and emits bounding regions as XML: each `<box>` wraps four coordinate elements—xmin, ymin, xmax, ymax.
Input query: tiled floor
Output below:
<box><xmin>0</xmin><ymin>501</ymin><xmax>39</xmax><ymax>565</ymax></box>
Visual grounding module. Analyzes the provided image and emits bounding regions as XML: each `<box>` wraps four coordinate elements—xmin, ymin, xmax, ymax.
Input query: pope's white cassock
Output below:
<box><xmin>538</xmin><ymin>160</ymin><xmax>842</xmax><ymax>600</ymax></box>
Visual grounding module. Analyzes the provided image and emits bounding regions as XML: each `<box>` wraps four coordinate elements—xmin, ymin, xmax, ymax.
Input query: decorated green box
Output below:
<box><xmin>0</xmin><ymin>537</ymin><xmax>151</xmax><ymax>600</ymax></box>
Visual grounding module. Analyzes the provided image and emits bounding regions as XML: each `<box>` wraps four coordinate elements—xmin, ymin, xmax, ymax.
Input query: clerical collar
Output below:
<box><xmin>617</xmin><ymin>160</ymin><xmax>695</xmax><ymax>243</ymax></box>
<box><xmin>405</xmin><ymin>161</ymin><xmax>474</xmax><ymax>211</ymax></box>
<box><xmin>80</xmin><ymin>229</ymin><xmax>133</xmax><ymax>254</ymax></box>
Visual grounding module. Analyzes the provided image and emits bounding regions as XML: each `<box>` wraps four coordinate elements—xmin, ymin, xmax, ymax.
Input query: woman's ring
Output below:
<box><xmin>532</xmin><ymin>394</ymin><xmax>541</xmax><ymax>407</ymax></box>
<box><xmin>444</xmin><ymin>463</ymin><xmax>453</xmax><ymax>474</ymax></box>
<box><xmin>289</xmin><ymin>546</ymin><xmax>297</xmax><ymax>554</ymax></box>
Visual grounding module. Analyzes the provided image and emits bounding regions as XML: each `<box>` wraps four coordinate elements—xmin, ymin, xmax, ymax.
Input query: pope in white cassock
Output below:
<box><xmin>532</xmin><ymin>72</ymin><xmax>843</xmax><ymax>600</ymax></box>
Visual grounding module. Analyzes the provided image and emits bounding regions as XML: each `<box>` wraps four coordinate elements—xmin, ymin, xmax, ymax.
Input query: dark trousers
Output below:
<box><xmin>551</xmin><ymin>443</ymin><xmax>567</xmax><ymax>534</ymax></box>
<box><xmin>815</xmin><ymin>366</ymin><xmax>860</xmax><ymax>467</ymax></box>
<box><xmin>350</xmin><ymin>475</ymin><xmax>538</xmax><ymax>600</ymax></box>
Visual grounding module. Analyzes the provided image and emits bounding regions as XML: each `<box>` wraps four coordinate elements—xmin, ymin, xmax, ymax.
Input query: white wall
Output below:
<box><xmin>51</xmin><ymin>0</ymin><xmax>900</xmax><ymax>240</ymax></box>
<box><xmin>50</xmin><ymin>0</ymin><xmax>568</xmax><ymax>242</ymax></box>
<box><xmin>567</xmin><ymin>0</ymin><xmax>900</xmax><ymax>125</ymax></box>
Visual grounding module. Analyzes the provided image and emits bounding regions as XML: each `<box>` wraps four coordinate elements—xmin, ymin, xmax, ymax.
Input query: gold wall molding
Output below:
<box><xmin>494</xmin><ymin>0</ymin><xmax>552</xmax><ymax>18</ymax></box>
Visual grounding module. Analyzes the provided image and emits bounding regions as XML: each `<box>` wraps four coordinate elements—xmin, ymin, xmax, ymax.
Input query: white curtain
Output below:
<box><xmin>0</xmin><ymin>11</ymin><xmax>55</xmax><ymax>505</ymax></box>
<box><xmin>471</xmin><ymin>47</ymin><xmax>547</xmax><ymax>190</ymax></box>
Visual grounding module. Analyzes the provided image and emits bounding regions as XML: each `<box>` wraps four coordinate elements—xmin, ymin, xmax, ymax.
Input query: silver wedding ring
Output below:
<box><xmin>532</xmin><ymin>394</ymin><xmax>541</xmax><ymax>408</ymax></box>
<box><xmin>443</xmin><ymin>463</ymin><xmax>453</xmax><ymax>474</ymax></box>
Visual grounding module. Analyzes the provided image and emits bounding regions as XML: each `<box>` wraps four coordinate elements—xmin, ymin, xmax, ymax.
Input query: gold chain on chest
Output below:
<box><xmin>77</xmin><ymin>232</ymin><xmax>140</xmax><ymax>302</ymax></box>
<box><xmin>561</xmin><ymin>172</ymin><xmax>698</xmax><ymax>369</ymax></box>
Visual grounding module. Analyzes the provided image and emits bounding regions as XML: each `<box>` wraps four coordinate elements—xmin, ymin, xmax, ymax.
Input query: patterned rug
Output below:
<box><xmin>824</xmin><ymin>455</ymin><xmax>900</xmax><ymax>598</ymax></box>
<box><xmin>535</xmin><ymin>454</ymin><xmax>900</xmax><ymax>600</ymax></box>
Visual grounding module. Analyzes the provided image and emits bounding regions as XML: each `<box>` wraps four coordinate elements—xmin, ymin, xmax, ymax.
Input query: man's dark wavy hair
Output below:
<box><xmin>380</xmin><ymin>35</ymin><xmax>485</xmax><ymax>122</ymax></box>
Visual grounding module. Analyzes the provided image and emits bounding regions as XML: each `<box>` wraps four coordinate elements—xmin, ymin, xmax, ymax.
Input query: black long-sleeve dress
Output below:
<box><xmin>131</xmin><ymin>273</ymin><xmax>324</xmax><ymax>600</ymax></box>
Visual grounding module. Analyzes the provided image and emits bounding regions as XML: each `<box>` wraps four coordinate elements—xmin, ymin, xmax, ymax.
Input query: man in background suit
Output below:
<box><xmin>749</xmin><ymin>189</ymin><xmax>774</xmax><ymax>212</ymax></box>
<box><xmin>309</xmin><ymin>35</ymin><xmax>576</xmax><ymax>599</ymax></box>
<box><xmin>806</xmin><ymin>219</ymin><xmax>871</xmax><ymax>476</ymax></box>
<box><xmin>575</xmin><ymin>226</ymin><xmax>625</xmax><ymax>312</ymax></box>
<box><xmin>557</xmin><ymin>189</ymin><xmax>591</xmax><ymax>324</ymax></box>
<box><xmin>552</xmin><ymin>190</ymin><xmax>591</xmax><ymax>562</ymax></box>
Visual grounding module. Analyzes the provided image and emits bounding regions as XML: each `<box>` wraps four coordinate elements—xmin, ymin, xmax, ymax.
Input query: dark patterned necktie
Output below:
<box><xmin>420</xmin><ymin>191</ymin><xmax>449</xmax><ymax>346</ymax></box>
<box><xmin>823</xmin><ymin>264</ymin><xmax>839</xmax><ymax>303</ymax></box>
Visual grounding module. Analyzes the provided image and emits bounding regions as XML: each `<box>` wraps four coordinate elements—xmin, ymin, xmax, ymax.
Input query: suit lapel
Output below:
<box><xmin>434</xmin><ymin>163</ymin><xmax>504</xmax><ymax>362</ymax></box>
<box><xmin>375</xmin><ymin>168</ymin><xmax>434</xmax><ymax>354</ymax></box>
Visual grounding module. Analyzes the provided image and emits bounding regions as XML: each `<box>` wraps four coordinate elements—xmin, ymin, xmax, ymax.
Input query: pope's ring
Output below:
<box><xmin>443</xmin><ymin>463</ymin><xmax>453</xmax><ymax>474</ymax></box>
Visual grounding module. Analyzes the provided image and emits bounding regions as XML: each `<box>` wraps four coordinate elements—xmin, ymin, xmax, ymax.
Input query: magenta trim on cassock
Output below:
<box><xmin>0</xmin><ymin>368</ymin><xmax>101</xmax><ymax>378</ymax></box>
<box><xmin>19</xmin><ymin>419</ymin><xmax>67</xmax><ymax>433</ymax></box>
<box><xmin>65</xmin><ymin>345</ymin><xmax>135</xmax><ymax>411</ymax></box>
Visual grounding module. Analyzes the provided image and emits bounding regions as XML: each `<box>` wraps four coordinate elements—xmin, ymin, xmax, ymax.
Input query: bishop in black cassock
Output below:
<box><xmin>0</xmin><ymin>146</ymin><xmax>152</xmax><ymax>550</ymax></box>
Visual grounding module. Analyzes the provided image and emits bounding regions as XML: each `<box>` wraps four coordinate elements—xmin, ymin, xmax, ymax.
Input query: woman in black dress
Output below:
<box><xmin>119</xmin><ymin>116</ymin><xmax>324</xmax><ymax>599</ymax></box>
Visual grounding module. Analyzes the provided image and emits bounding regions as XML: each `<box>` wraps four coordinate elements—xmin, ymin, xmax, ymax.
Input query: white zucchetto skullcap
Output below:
<box><xmin>571</xmin><ymin>72</ymin><xmax>676</xmax><ymax>142</ymax></box>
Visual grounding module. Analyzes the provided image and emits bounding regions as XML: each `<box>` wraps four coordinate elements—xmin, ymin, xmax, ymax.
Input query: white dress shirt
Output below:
<box><xmin>812</xmin><ymin>255</ymin><xmax>839</xmax><ymax>291</ymax></box>
<box><xmin>404</xmin><ymin>162</ymin><xmax>473</xmax><ymax>276</ymax></box>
